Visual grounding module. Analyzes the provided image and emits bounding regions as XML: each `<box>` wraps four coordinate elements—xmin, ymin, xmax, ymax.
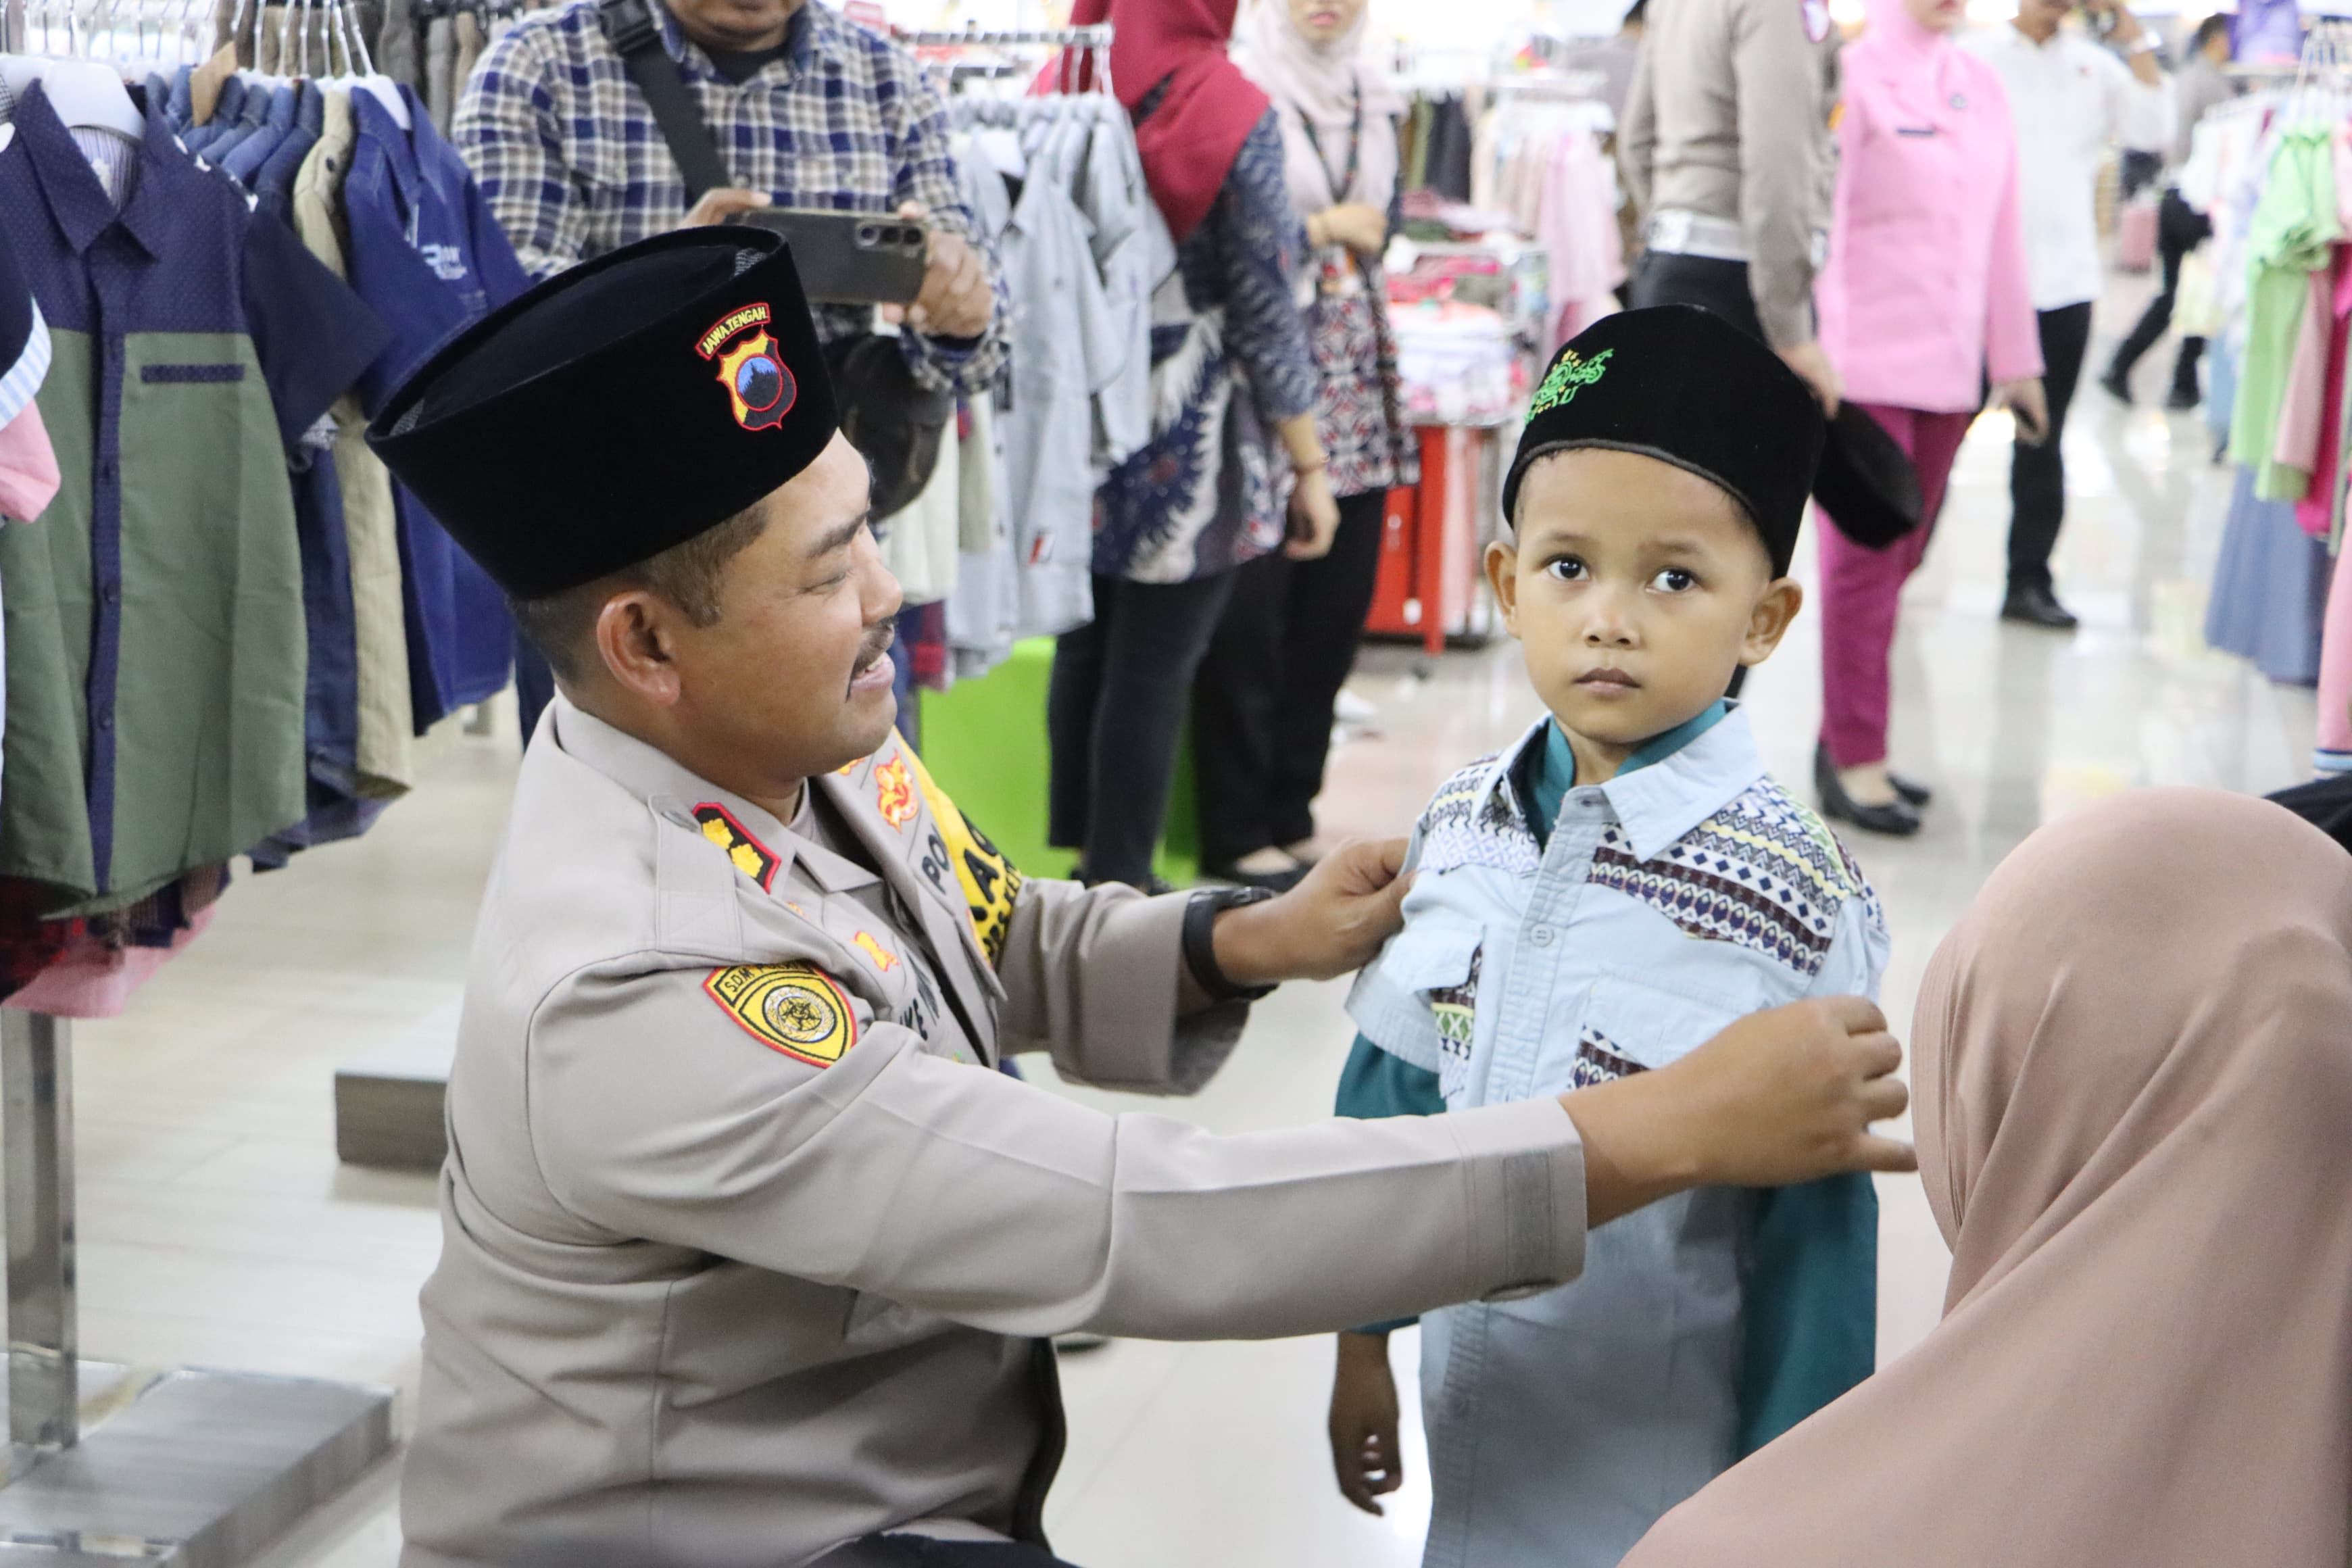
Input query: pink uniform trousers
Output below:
<box><xmin>1818</xmin><ymin>403</ymin><xmax>1976</xmax><ymax>770</ymax></box>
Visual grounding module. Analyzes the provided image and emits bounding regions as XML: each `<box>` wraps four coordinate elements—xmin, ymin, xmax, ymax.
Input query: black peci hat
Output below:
<box><xmin>1501</xmin><ymin>305</ymin><xmax>1826</xmax><ymax>578</ymax></box>
<box><xmin>367</xmin><ymin>227</ymin><xmax>840</xmax><ymax>601</ymax></box>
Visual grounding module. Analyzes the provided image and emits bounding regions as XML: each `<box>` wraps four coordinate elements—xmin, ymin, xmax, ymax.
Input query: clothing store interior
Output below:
<box><xmin>0</xmin><ymin>0</ymin><xmax>2348</xmax><ymax>1559</ymax></box>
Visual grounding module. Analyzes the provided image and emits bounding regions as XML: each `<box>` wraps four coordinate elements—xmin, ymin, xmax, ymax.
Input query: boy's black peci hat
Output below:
<box><xmin>1501</xmin><ymin>305</ymin><xmax>1827</xmax><ymax>577</ymax></box>
<box><xmin>367</xmin><ymin>226</ymin><xmax>840</xmax><ymax>601</ymax></box>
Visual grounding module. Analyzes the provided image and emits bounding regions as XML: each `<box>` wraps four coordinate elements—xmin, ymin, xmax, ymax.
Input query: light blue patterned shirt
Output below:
<box><xmin>1344</xmin><ymin>702</ymin><xmax>1887</xmax><ymax>1568</ymax></box>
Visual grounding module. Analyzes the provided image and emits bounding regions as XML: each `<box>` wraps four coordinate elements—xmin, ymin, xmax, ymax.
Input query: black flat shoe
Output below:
<box><xmin>2001</xmin><ymin>583</ymin><xmax>2080</xmax><ymax>631</ymax></box>
<box><xmin>2099</xmin><ymin>364</ymin><xmax>2134</xmax><ymax>406</ymax></box>
<box><xmin>1814</xmin><ymin>747</ymin><xmax>1923</xmax><ymax>838</ymax></box>
<box><xmin>2165</xmin><ymin>383</ymin><xmax>2201</xmax><ymax>412</ymax></box>
<box><xmin>1817</xmin><ymin>745</ymin><xmax>1932</xmax><ymax>809</ymax></box>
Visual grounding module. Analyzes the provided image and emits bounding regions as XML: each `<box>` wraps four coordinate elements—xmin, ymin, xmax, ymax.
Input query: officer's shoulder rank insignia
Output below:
<box><xmin>693</xmin><ymin>803</ymin><xmax>779</xmax><ymax>891</ymax></box>
<box><xmin>704</xmin><ymin>963</ymin><xmax>858</xmax><ymax>1067</ymax></box>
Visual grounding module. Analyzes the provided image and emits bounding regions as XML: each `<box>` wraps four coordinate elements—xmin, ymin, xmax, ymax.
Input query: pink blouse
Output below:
<box><xmin>1815</xmin><ymin>19</ymin><xmax>2042</xmax><ymax>413</ymax></box>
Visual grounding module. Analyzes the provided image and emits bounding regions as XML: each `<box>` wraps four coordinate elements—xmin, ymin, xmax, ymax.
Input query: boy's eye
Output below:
<box><xmin>1544</xmin><ymin>557</ymin><xmax>1588</xmax><ymax>582</ymax></box>
<box><xmin>1652</xmin><ymin>567</ymin><xmax>1697</xmax><ymax>593</ymax></box>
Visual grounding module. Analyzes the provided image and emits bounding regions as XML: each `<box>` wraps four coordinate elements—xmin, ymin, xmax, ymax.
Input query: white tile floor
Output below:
<box><xmin>41</xmin><ymin>291</ymin><xmax>2322</xmax><ymax>1568</ymax></box>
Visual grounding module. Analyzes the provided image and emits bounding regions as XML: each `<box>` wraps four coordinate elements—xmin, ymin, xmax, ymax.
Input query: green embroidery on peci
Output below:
<box><xmin>1527</xmin><ymin>347</ymin><xmax>1615</xmax><ymax>418</ymax></box>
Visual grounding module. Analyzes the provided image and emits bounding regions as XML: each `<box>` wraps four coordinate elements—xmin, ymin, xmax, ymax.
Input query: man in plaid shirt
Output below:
<box><xmin>453</xmin><ymin>0</ymin><xmax>1008</xmax><ymax>395</ymax></box>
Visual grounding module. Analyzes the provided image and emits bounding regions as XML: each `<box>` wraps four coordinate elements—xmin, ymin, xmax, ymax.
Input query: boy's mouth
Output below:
<box><xmin>1574</xmin><ymin>666</ymin><xmax>1641</xmax><ymax>694</ymax></box>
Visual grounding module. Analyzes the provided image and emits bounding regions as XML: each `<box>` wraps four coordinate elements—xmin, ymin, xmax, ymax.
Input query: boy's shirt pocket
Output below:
<box><xmin>1346</xmin><ymin>906</ymin><xmax>1486</xmax><ymax>1100</ymax></box>
<box><xmin>1571</xmin><ymin>967</ymin><xmax>1764</xmax><ymax>1086</ymax></box>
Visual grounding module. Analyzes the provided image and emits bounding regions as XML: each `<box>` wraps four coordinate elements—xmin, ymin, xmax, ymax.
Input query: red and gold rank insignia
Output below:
<box><xmin>693</xmin><ymin>803</ymin><xmax>779</xmax><ymax>891</ymax></box>
<box><xmin>874</xmin><ymin>756</ymin><xmax>918</xmax><ymax>829</ymax></box>
<box><xmin>851</xmin><ymin>931</ymin><xmax>898</xmax><ymax>973</ymax></box>
<box><xmin>705</xmin><ymin>964</ymin><xmax>858</xmax><ymax>1067</ymax></box>
<box><xmin>695</xmin><ymin>302</ymin><xmax>797</xmax><ymax>432</ymax></box>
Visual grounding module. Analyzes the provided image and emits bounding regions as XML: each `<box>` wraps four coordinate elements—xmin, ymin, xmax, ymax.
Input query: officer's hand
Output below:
<box><xmin>885</xmin><ymin>201</ymin><xmax>994</xmax><ymax>341</ymax></box>
<box><xmin>1561</xmin><ymin>996</ymin><xmax>1914</xmax><ymax>1227</ymax></box>
<box><xmin>1777</xmin><ymin>338</ymin><xmax>1843</xmax><ymax>417</ymax></box>
<box><xmin>1329</xmin><ymin>1331</ymin><xmax>1404</xmax><ymax>1515</ymax></box>
<box><xmin>679</xmin><ymin>188</ymin><xmax>772</xmax><ymax>230</ymax></box>
<box><xmin>1212</xmin><ymin>837</ymin><xmax>1412</xmax><ymax>987</ymax></box>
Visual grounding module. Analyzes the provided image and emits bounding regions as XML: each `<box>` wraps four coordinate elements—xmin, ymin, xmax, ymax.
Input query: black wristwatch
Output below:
<box><xmin>1182</xmin><ymin>885</ymin><xmax>1279</xmax><ymax>1004</ymax></box>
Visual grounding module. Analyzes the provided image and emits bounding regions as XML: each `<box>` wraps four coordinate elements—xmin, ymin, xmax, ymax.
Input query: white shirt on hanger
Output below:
<box><xmin>1962</xmin><ymin>23</ymin><xmax>2174</xmax><ymax>311</ymax></box>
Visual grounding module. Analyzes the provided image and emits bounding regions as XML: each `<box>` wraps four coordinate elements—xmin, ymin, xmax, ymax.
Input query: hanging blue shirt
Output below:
<box><xmin>1340</xmin><ymin>702</ymin><xmax>1887</xmax><ymax>1568</ymax></box>
<box><xmin>343</xmin><ymin>84</ymin><xmax>531</xmax><ymax>731</ymax></box>
<box><xmin>220</xmin><ymin>83</ymin><xmax>298</xmax><ymax>186</ymax></box>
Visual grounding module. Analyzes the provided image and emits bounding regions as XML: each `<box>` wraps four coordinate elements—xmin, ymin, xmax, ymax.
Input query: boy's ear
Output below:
<box><xmin>1740</xmin><ymin>577</ymin><xmax>1803</xmax><ymax>666</ymax></box>
<box><xmin>1485</xmin><ymin>540</ymin><xmax>1521</xmax><ymax>636</ymax></box>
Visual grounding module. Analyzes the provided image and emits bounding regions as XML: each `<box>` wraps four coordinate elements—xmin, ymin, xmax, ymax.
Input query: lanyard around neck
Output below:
<box><xmin>1294</xmin><ymin>82</ymin><xmax>1363</xmax><ymax>205</ymax></box>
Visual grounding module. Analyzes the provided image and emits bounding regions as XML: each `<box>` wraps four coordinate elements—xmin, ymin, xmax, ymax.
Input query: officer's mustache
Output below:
<box><xmin>848</xmin><ymin>618</ymin><xmax>898</xmax><ymax>686</ymax></box>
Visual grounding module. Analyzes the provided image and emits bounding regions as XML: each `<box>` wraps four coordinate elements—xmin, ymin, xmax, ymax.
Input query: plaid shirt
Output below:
<box><xmin>453</xmin><ymin>0</ymin><xmax>1008</xmax><ymax>393</ymax></box>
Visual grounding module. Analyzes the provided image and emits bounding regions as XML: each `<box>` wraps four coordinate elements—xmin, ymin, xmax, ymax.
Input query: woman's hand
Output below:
<box><xmin>1993</xmin><ymin>377</ymin><xmax>2050</xmax><ymax>445</ymax></box>
<box><xmin>1329</xmin><ymin>1331</ymin><xmax>1405</xmax><ymax>1515</ymax></box>
<box><xmin>1286</xmin><ymin>466</ymin><xmax>1342</xmax><ymax>560</ymax></box>
<box><xmin>1312</xmin><ymin>203</ymin><xmax>1390</xmax><ymax>259</ymax></box>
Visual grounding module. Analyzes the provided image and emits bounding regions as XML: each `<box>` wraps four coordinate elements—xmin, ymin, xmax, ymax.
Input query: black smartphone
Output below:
<box><xmin>727</xmin><ymin>209</ymin><xmax>927</xmax><ymax>306</ymax></box>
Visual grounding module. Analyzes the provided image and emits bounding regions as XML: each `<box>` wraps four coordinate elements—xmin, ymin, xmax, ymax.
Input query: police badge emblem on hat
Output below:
<box><xmin>698</xmin><ymin>303</ymin><xmax>798</xmax><ymax>431</ymax></box>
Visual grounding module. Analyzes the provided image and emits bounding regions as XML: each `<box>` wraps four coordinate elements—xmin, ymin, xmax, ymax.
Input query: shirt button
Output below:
<box><xmin>96</xmin><ymin>458</ymin><xmax>117</xmax><ymax>482</ymax></box>
<box><xmin>95</xmin><ymin>712</ymin><xmax>114</xmax><ymax>731</ymax></box>
<box><xmin>1529</xmin><ymin>925</ymin><xmax>1556</xmax><ymax>946</ymax></box>
<box><xmin>99</xmin><ymin>585</ymin><xmax>120</xmax><ymax>606</ymax></box>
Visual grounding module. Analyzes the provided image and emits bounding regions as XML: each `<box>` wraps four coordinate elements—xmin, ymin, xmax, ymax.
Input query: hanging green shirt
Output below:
<box><xmin>2232</xmin><ymin>126</ymin><xmax>2339</xmax><ymax>504</ymax></box>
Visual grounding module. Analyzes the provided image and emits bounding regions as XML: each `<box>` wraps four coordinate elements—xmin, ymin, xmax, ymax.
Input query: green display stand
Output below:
<box><xmin>918</xmin><ymin>637</ymin><xmax>1198</xmax><ymax>887</ymax></box>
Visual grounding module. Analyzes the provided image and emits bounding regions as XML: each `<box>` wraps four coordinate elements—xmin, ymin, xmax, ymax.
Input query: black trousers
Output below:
<box><xmin>1192</xmin><ymin>490</ymin><xmax>1388</xmax><ymax>865</ymax></box>
<box><xmin>812</xmin><ymin>1537</ymin><xmax>1082</xmax><ymax>1567</ymax></box>
<box><xmin>1048</xmin><ymin>570</ymin><xmax>1237</xmax><ymax>887</ymax></box>
<box><xmin>2008</xmin><ymin>300</ymin><xmax>2094</xmax><ymax>596</ymax></box>
<box><xmin>2109</xmin><ymin>189</ymin><xmax>2214</xmax><ymax>393</ymax></box>
<box><xmin>1628</xmin><ymin>249</ymin><xmax>1768</xmax><ymax>340</ymax></box>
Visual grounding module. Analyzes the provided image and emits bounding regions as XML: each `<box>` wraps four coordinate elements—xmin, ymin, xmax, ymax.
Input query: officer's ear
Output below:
<box><xmin>593</xmin><ymin>590</ymin><xmax>689</xmax><ymax>707</ymax></box>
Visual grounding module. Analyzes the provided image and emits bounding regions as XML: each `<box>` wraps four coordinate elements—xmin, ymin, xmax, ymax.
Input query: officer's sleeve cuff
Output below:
<box><xmin>1448</xmin><ymin>1098</ymin><xmax>1587</xmax><ymax>1299</ymax></box>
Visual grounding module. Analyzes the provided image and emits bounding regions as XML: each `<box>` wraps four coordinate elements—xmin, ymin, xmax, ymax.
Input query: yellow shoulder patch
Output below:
<box><xmin>704</xmin><ymin>964</ymin><xmax>858</xmax><ymax>1067</ymax></box>
<box><xmin>900</xmin><ymin>748</ymin><xmax>1025</xmax><ymax>968</ymax></box>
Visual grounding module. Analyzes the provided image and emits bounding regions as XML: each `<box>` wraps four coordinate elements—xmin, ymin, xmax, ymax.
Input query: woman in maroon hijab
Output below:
<box><xmin>1045</xmin><ymin>0</ymin><xmax>1339</xmax><ymax>892</ymax></box>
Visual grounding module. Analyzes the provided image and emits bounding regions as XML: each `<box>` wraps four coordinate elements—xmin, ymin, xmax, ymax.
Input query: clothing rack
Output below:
<box><xmin>896</xmin><ymin>21</ymin><xmax>1112</xmax><ymax>99</ymax></box>
<box><xmin>894</xmin><ymin>23</ymin><xmax>1111</xmax><ymax>47</ymax></box>
<box><xmin>0</xmin><ymin>19</ymin><xmax>396</xmax><ymax>1557</ymax></box>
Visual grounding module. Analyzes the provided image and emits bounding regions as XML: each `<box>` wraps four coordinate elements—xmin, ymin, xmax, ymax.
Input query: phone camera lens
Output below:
<box><xmin>858</xmin><ymin>224</ymin><xmax>879</xmax><ymax>245</ymax></box>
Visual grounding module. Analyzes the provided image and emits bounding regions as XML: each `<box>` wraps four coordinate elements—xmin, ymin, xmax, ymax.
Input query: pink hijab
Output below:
<box><xmin>1625</xmin><ymin>788</ymin><xmax>2352</xmax><ymax>1568</ymax></box>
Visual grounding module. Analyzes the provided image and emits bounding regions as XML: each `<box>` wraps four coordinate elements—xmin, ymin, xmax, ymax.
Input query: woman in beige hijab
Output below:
<box><xmin>1623</xmin><ymin>787</ymin><xmax>2352</xmax><ymax>1568</ymax></box>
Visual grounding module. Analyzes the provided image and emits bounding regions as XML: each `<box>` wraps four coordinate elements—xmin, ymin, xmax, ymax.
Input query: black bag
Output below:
<box><xmin>599</xmin><ymin>0</ymin><xmax>950</xmax><ymax>520</ymax></box>
<box><xmin>1813</xmin><ymin>402</ymin><xmax>1925</xmax><ymax>550</ymax></box>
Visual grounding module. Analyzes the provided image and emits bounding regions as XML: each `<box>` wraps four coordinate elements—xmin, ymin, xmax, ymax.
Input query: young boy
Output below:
<box><xmin>1331</xmin><ymin>306</ymin><xmax>1888</xmax><ymax>1568</ymax></box>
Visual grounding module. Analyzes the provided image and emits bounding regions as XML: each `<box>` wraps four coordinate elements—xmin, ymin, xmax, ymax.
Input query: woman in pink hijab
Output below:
<box><xmin>1624</xmin><ymin>786</ymin><xmax>2352</xmax><ymax>1568</ymax></box>
<box><xmin>1811</xmin><ymin>0</ymin><xmax>2046</xmax><ymax>839</ymax></box>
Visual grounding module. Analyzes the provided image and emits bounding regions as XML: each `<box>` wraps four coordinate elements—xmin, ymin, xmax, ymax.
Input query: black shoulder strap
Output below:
<box><xmin>596</xmin><ymin>0</ymin><xmax>732</xmax><ymax>202</ymax></box>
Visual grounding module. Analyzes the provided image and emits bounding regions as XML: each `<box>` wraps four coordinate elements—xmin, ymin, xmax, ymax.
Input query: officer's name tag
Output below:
<box><xmin>706</xmin><ymin>964</ymin><xmax>859</xmax><ymax>1067</ymax></box>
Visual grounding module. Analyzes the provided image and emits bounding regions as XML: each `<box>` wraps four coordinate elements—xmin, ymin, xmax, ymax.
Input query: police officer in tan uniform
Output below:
<box><xmin>1620</xmin><ymin>0</ymin><xmax>1844</xmax><ymax>412</ymax></box>
<box><xmin>366</xmin><ymin>227</ymin><xmax>1914</xmax><ymax>1568</ymax></box>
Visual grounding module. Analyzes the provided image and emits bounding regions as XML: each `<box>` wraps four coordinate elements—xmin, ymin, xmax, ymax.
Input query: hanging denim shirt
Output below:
<box><xmin>1345</xmin><ymin>704</ymin><xmax>1887</xmax><ymax>1568</ymax></box>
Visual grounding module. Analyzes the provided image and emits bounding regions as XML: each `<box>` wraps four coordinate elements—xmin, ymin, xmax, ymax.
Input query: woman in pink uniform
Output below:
<box><xmin>1811</xmin><ymin>0</ymin><xmax>2047</xmax><ymax>837</ymax></box>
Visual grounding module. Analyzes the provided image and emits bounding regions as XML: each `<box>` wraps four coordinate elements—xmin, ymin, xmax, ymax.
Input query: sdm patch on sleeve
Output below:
<box><xmin>704</xmin><ymin>964</ymin><xmax>859</xmax><ymax>1067</ymax></box>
